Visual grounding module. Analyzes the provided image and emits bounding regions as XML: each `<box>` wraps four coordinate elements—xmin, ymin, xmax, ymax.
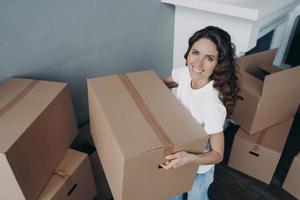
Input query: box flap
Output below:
<box><xmin>0</xmin><ymin>78</ymin><xmax>66</xmax><ymax>153</ymax></box>
<box><xmin>245</xmin><ymin>66</ymin><xmax>270</xmax><ymax>82</ymax></box>
<box><xmin>88</xmin><ymin>70</ymin><xmax>207</xmax><ymax>157</ymax></box>
<box><xmin>262</xmin><ymin>65</ymin><xmax>300</xmax><ymax>98</ymax></box>
<box><xmin>236</xmin><ymin>49</ymin><xmax>277</xmax><ymax>72</ymax></box>
<box><xmin>259</xmin><ymin>64</ymin><xmax>282</xmax><ymax>74</ymax></box>
<box><xmin>237</xmin><ymin>118</ymin><xmax>293</xmax><ymax>152</ymax></box>
<box><xmin>240</xmin><ymin>71</ymin><xmax>263</xmax><ymax>97</ymax></box>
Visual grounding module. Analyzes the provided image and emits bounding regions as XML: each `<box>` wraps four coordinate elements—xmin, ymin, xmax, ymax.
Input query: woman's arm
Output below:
<box><xmin>160</xmin><ymin>131</ymin><xmax>224</xmax><ymax>169</ymax></box>
<box><xmin>189</xmin><ymin>132</ymin><xmax>224</xmax><ymax>165</ymax></box>
<box><xmin>162</xmin><ymin>76</ymin><xmax>178</xmax><ymax>89</ymax></box>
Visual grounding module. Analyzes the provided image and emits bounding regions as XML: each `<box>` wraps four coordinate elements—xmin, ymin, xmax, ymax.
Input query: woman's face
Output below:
<box><xmin>187</xmin><ymin>38</ymin><xmax>219</xmax><ymax>83</ymax></box>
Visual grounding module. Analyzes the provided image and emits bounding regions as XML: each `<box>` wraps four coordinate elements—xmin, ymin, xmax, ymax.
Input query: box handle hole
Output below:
<box><xmin>249</xmin><ymin>151</ymin><xmax>259</xmax><ymax>157</ymax></box>
<box><xmin>67</xmin><ymin>183</ymin><xmax>78</xmax><ymax>196</ymax></box>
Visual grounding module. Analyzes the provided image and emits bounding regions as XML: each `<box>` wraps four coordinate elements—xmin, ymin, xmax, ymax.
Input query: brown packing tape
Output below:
<box><xmin>0</xmin><ymin>79</ymin><xmax>40</xmax><ymax>118</ymax></box>
<box><xmin>119</xmin><ymin>74</ymin><xmax>174</xmax><ymax>157</ymax></box>
<box><xmin>54</xmin><ymin>170</ymin><xmax>77</xmax><ymax>196</ymax></box>
<box><xmin>251</xmin><ymin>129</ymin><xmax>268</xmax><ymax>153</ymax></box>
<box><xmin>54</xmin><ymin>170</ymin><xmax>70</xmax><ymax>181</ymax></box>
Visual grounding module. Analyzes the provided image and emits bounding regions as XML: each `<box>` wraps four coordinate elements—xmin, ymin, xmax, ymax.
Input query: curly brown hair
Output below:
<box><xmin>184</xmin><ymin>26</ymin><xmax>241</xmax><ymax>117</ymax></box>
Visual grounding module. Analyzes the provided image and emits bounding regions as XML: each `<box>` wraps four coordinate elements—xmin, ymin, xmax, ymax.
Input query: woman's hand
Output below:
<box><xmin>162</xmin><ymin>76</ymin><xmax>178</xmax><ymax>89</ymax></box>
<box><xmin>159</xmin><ymin>132</ymin><xmax>224</xmax><ymax>170</ymax></box>
<box><xmin>160</xmin><ymin>151</ymin><xmax>195</xmax><ymax>170</ymax></box>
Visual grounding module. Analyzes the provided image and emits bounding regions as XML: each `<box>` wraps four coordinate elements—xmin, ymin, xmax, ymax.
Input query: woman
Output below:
<box><xmin>161</xmin><ymin>26</ymin><xmax>241</xmax><ymax>200</ymax></box>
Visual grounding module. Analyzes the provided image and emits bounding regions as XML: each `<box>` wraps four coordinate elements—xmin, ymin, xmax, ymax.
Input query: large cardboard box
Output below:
<box><xmin>232</xmin><ymin>49</ymin><xmax>300</xmax><ymax>134</ymax></box>
<box><xmin>0</xmin><ymin>78</ymin><xmax>78</xmax><ymax>200</ymax></box>
<box><xmin>87</xmin><ymin>70</ymin><xmax>209</xmax><ymax>200</ymax></box>
<box><xmin>283</xmin><ymin>153</ymin><xmax>300</xmax><ymax>199</ymax></box>
<box><xmin>228</xmin><ymin>118</ymin><xmax>293</xmax><ymax>184</ymax></box>
<box><xmin>38</xmin><ymin>149</ymin><xmax>97</xmax><ymax>200</ymax></box>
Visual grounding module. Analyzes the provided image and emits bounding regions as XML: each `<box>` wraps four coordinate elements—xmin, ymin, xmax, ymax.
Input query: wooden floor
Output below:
<box><xmin>74</xmin><ymin>113</ymin><xmax>300</xmax><ymax>200</ymax></box>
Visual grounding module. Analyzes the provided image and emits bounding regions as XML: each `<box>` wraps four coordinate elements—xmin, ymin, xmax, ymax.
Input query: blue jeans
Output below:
<box><xmin>168</xmin><ymin>167</ymin><xmax>214</xmax><ymax>200</ymax></box>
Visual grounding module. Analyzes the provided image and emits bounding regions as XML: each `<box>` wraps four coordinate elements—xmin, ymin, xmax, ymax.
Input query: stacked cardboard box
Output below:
<box><xmin>229</xmin><ymin>49</ymin><xmax>300</xmax><ymax>184</ymax></box>
<box><xmin>231</xmin><ymin>49</ymin><xmax>300</xmax><ymax>134</ymax></box>
<box><xmin>0</xmin><ymin>78</ymin><xmax>78</xmax><ymax>200</ymax></box>
<box><xmin>88</xmin><ymin>70</ymin><xmax>209</xmax><ymax>200</ymax></box>
<box><xmin>38</xmin><ymin>148</ymin><xmax>97</xmax><ymax>200</ymax></box>
<box><xmin>228</xmin><ymin>118</ymin><xmax>293</xmax><ymax>184</ymax></box>
<box><xmin>282</xmin><ymin>153</ymin><xmax>300</xmax><ymax>199</ymax></box>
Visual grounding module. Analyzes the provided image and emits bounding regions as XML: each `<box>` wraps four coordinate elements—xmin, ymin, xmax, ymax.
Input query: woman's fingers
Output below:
<box><xmin>160</xmin><ymin>151</ymin><xmax>190</xmax><ymax>170</ymax></box>
<box><xmin>159</xmin><ymin>163</ymin><xmax>169</xmax><ymax>170</ymax></box>
<box><xmin>166</xmin><ymin>152</ymin><xmax>181</xmax><ymax>160</ymax></box>
<box><xmin>159</xmin><ymin>160</ymin><xmax>171</xmax><ymax>170</ymax></box>
<box><xmin>160</xmin><ymin>159</ymin><xmax>178</xmax><ymax>170</ymax></box>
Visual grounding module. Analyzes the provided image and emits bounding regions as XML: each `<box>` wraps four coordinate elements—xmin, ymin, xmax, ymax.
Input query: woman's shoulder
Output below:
<box><xmin>200</xmin><ymin>102</ymin><xmax>227</xmax><ymax>125</ymax></box>
<box><xmin>200</xmin><ymin>85</ymin><xmax>227</xmax><ymax>115</ymax></box>
<box><xmin>203</xmin><ymin>82</ymin><xmax>223</xmax><ymax>103</ymax></box>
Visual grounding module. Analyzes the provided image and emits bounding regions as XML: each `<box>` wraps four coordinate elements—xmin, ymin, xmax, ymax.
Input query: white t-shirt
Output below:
<box><xmin>172</xmin><ymin>67</ymin><xmax>227</xmax><ymax>174</ymax></box>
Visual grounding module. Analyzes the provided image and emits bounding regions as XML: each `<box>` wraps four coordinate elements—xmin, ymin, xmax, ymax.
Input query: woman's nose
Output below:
<box><xmin>195</xmin><ymin>57</ymin><xmax>204</xmax><ymax>67</ymax></box>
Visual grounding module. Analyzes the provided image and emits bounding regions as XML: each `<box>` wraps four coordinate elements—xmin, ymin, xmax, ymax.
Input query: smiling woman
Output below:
<box><xmin>162</xmin><ymin>26</ymin><xmax>241</xmax><ymax>200</ymax></box>
<box><xmin>186</xmin><ymin>38</ymin><xmax>218</xmax><ymax>90</ymax></box>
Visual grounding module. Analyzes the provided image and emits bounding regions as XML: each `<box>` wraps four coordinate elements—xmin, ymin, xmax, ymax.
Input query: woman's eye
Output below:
<box><xmin>191</xmin><ymin>51</ymin><xmax>198</xmax><ymax>55</ymax></box>
<box><xmin>207</xmin><ymin>57</ymin><xmax>214</xmax><ymax>62</ymax></box>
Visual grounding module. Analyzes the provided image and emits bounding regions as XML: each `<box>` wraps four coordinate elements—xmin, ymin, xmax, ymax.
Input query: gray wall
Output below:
<box><xmin>0</xmin><ymin>0</ymin><xmax>174</xmax><ymax>126</ymax></box>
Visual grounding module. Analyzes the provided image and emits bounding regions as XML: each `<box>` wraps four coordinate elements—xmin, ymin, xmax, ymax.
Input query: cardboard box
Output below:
<box><xmin>0</xmin><ymin>78</ymin><xmax>78</xmax><ymax>200</ymax></box>
<box><xmin>87</xmin><ymin>70</ymin><xmax>209</xmax><ymax>200</ymax></box>
<box><xmin>228</xmin><ymin>118</ymin><xmax>293</xmax><ymax>184</ymax></box>
<box><xmin>232</xmin><ymin>49</ymin><xmax>300</xmax><ymax>134</ymax></box>
<box><xmin>38</xmin><ymin>149</ymin><xmax>97</xmax><ymax>200</ymax></box>
<box><xmin>283</xmin><ymin>153</ymin><xmax>300</xmax><ymax>199</ymax></box>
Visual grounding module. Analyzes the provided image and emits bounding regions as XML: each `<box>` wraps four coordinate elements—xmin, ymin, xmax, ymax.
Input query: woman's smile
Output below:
<box><xmin>191</xmin><ymin>65</ymin><xmax>205</xmax><ymax>73</ymax></box>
